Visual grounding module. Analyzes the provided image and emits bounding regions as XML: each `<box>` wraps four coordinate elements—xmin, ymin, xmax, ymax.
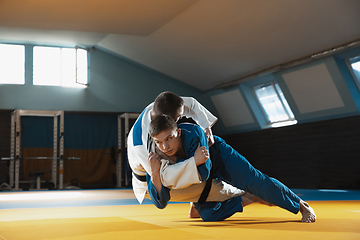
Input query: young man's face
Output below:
<box><xmin>152</xmin><ymin>128</ymin><xmax>181</xmax><ymax>156</ymax></box>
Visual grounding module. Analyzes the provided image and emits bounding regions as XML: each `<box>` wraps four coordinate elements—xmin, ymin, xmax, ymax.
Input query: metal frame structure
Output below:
<box><xmin>5</xmin><ymin>110</ymin><xmax>137</xmax><ymax>190</ymax></box>
<box><xmin>117</xmin><ymin>113</ymin><xmax>139</xmax><ymax>188</ymax></box>
<box><xmin>8</xmin><ymin>110</ymin><xmax>65</xmax><ymax>190</ymax></box>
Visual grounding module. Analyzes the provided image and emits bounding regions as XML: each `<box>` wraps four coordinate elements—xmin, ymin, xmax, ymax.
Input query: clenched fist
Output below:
<box><xmin>194</xmin><ymin>143</ymin><xmax>209</xmax><ymax>166</ymax></box>
<box><xmin>148</xmin><ymin>152</ymin><xmax>161</xmax><ymax>176</ymax></box>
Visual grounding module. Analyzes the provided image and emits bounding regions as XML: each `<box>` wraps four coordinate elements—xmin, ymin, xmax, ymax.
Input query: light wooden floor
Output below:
<box><xmin>0</xmin><ymin>190</ymin><xmax>359</xmax><ymax>240</ymax></box>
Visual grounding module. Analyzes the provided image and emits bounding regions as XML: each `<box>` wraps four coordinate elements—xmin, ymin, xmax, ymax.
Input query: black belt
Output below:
<box><xmin>133</xmin><ymin>172</ymin><xmax>147</xmax><ymax>182</ymax></box>
<box><xmin>197</xmin><ymin>142</ymin><xmax>225</xmax><ymax>204</ymax></box>
<box><xmin>197</xmin><ymin>174</ymin><xmax>212</xmax><ymax>204</ymax></box>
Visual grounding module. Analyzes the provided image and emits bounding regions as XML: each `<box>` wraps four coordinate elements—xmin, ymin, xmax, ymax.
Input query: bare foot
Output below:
<box><xmin>188</xmin><ymin>202</ymin><xmax>201</xmax><ymax>218</ymax></box>
<box><xmin>299</xmin><ymin>200</ymin><xmax>316</xmax><ymax>223</ymax></box>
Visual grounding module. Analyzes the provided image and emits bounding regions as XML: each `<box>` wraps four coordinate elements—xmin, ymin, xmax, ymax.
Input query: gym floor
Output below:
<box><xmin>0</xmin><ymin>189</ymin><xmax>359</xmax><ymax>240</ymax></box>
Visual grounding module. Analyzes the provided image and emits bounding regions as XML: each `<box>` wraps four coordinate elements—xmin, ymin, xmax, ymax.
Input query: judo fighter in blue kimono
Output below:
<box><xmin>146</xmin><ymin>114</ymin><xmax>316</xmax><ymax>222</ymax></box>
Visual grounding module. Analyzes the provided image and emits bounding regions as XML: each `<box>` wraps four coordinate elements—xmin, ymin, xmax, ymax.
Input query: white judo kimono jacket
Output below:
<box><xmin>128</xmin><ymin>97</ymin><xmax>242</xmax><ymax>204</ymax></box>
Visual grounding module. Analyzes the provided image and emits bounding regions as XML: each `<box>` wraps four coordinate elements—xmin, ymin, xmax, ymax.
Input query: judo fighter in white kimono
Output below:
<box><xmin>146</xmin><ymin>114</ymin><xmax>317</xmax><ymax>222</ymax></box>
<box><xmin>127</xmin><ymin>92</ymin><xmax>245</xmax><ymax>208</ymax></box>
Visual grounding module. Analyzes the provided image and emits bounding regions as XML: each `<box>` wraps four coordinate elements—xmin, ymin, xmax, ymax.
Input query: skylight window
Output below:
<box><xmin>347</xmin><ymin>55</ymin><xmax>360</xmax><ymax>90</ymax></box>
<box><xmin>253</xmin><ymin>82</ymin><xmax>297</xmax><ymax>128</ymax></box>
<box><xmin>33</xmin><ymin>46</ymin><xmax>88</xmax><ymax>88</ymax></box>
<box><xmin>0</xmin><ymin>44</ymin><xmax>25</xmax><ymax>85</ymax></box>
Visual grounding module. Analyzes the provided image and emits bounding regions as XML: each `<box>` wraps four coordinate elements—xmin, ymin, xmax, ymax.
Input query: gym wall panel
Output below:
<box><xmin>223</xmin><ymin>114</ymin><xmax>360</xmax><ymax>190</ymax></box>
<box><xmin>64</xmin><ymin>113</ymin><xmax>118</xmax><ymax>150</ymax></box>
<box><xmin>63</xmin><ymin>148</ymin><xmax>115</xmax><ymax>186</ymax></box>
<box><xmin>210</xmin><ymin>89</ymin><xmax>254</xmax><ymax>127</ymax></box>
<box><xmin>22</xmin><ymin>116</ymin><xmax>55</xmax><ymax>148</ymax></box>
<box><xmin>282</xmin><ymin>63</ymin><xmax>344</xmax><ymax>114</ymax></box>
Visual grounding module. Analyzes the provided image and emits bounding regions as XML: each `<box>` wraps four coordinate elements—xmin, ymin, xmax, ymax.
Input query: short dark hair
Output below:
<box><xmin>149</xmin><ymin>114</ymin><xmax>177</xmax><ymax>137</ymax></box>
<box><xmin>153</xmin><ymin>91</ymin><xmax>184</xmax><ymax>119</ymax></box>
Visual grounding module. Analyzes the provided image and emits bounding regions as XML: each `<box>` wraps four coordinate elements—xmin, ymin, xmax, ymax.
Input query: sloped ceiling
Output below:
<box><xmin>1</xmin><ymin>0</ymin><xmax>360</xmax><ymax>90</ymax></box>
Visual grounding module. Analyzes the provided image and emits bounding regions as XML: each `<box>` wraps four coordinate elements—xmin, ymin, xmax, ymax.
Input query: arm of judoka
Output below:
<box><xmin>146</xmin><ymin>173</ymin><xmax>170</xmax><ymax>209</ymax></box>
<box><xmin>127</xmin><ymin>144</ymin><xmax>149</xmax><ymax>175</ymax></box>
<box><xmin>151</xmin><ymin>171</ymin><xmax>162</xmax><ymax>195</ymax></box>
<box><xmin>160</xmin><ymin>157</ymin><xmax>201</xmax><ymax>189</ymax></box>
<box><xmin>181</xmin><ymin>97</ymin><xmax>217</xmax><ymax>129</ymax></box>
<box><xmin>192</xmin><ymin>125</ymin><xmax>212</xmax><ymax>182</ymax></box>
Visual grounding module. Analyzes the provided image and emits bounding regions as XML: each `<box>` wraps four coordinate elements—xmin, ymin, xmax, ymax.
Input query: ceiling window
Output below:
<box><xmin>253</xmin><ymin>82</ymin><xmax>297</xmax><ymax>128</ymax></box>
<box><xmin>347</xmin><ymin>55</ymin><xmax>360</xmax><ymax>90</ymax></box>
<box><xmin>0</xmin><ymin>43</ymin><xmax>25</xmax><ymax>85</ymax></box>
<box><xmin>33</xmin><ymin>46</ymin><xmax>88</xmax><ymax>88</ymax></box>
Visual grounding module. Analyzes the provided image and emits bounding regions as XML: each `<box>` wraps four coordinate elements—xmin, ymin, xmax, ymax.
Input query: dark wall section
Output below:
<box><xmin>223</xmin><ymin>115</ymin><xmax>360</xmax><ymax>190</ymax></box>
<box><xmin>0</xmin><ymin>110</ymin><xmax>12</xmax><ymax>184</ymax></box>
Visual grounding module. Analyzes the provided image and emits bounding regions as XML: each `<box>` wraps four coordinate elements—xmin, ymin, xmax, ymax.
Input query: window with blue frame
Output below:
<box><xmin>33</xmin><ymin>46</ymin><xmax>88</xmax><ymax>88</ymax></box>
<box><xmin>253</xmin><ymin>82</ymin><xmax>297</xmax><ymax>128</ymax></box>
<box><xmin>347</xmin><ymin>55</ymin><xmax>360</xmax><ymax>90</ymax></box>
<box><xmin>0</xmin><ymin>43</ymin><xmax>25</xmax><ymax>85</ymax></box>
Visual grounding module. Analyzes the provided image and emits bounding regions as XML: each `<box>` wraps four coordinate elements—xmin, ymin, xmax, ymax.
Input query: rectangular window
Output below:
<box><xmin>0</xmin><ymin>43</ymin><xmax>25</xmax><ymax>85</ymax></box>
<box><xmin>253</xmin><ymin>82</ymin><xmax>297</xmax><ymax>128</ymax></box>
<box><xmin>33</xmin><ymin>46</ymin><xmax>88</xmax><ymax>88</ymax></box>
<box><xmin>347</xmin><ymin>55</ymin><xmax>360</xmax><ymax>90</ymax></box>
<box><xmin>76</xmin><ymin>47</ymin><xmax>88</xmax><ymax>85</ymax></box>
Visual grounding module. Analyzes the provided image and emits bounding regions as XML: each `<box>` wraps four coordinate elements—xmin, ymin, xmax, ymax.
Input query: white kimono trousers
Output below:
<box><xmin>128</xmin><ymin>97</ymin><xmax>219</xmax><ymax>203</ymax></box>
